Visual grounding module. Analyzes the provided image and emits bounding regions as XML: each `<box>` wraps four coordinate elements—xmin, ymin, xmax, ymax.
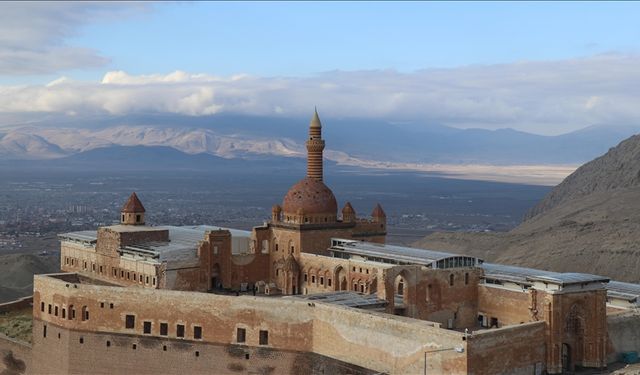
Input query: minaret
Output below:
<box><xmin>305</xmin><ymin>108</ymin><xmax>325</xmax><ymax>181</ymax></box>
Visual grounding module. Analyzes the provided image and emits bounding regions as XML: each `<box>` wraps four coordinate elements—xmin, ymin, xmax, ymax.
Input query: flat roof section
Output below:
<box><xmin>329</xmin><ymin>238</ymin><xmax>482</xmax><ymax>269</ymax></box>
<box><xmin>481</xmin><ymin>263</ymin><xmax>610</xmax><ymax>287</ymax></box>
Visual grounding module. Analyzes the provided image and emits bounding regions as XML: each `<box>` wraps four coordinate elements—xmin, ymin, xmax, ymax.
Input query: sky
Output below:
<box><xmin>1</xmin><ymin>1</ymin><xmax>640</xmax><ymax>135</ymax></box>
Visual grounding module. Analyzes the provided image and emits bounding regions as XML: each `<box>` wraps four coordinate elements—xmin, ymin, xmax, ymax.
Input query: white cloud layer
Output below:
<box><xmin>1</xmin><ymin>54</ymin><xmax>640</xmax><ymax>134</ymax></box>
<box><xmin>0</xmin><ymin>3</ymin><xmax>147</xmax><ymax>75</ymax></box>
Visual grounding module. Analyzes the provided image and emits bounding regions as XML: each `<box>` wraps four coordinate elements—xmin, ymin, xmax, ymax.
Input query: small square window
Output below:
<box><xmin>79</xmin><ymin>337</ymin><xmax>84</xmax><ymax>344</ymax></box>
<box><xmin>106</xmin><ymin>341</ymin><xmax>111</xmax><ymax>347</ymax></box>
<box><xmin>125</xmin><ymin>315</ymin><xmax>135</xmax><ymax>329</ymax></box>
<box><xmin>132</xmin><ymin>344</ymin><xmax>137</xmax><ymax>350</ymax></box>
<box><xmin>259</xmin><ymin>330</ymin><xmax>269</xmax><ymax>345</ymax></box>
<box><xmin>160</xmin><ymin>323</ymin><xmax>168</xmax><ymax>336</ymax></box>
<box><xmin>176</xmin><ymin>324</ymin><xmax>185</xmax><ymax>338</ymax></box>
<box><xmin>237</xmin><ymin>328</ymin><xmax>246</xmax><ymax>343</ymax></box>
<box><xmin>143</xmin><ymin>321</ymin><xmax>151</xmax><ymax>334</ymax></box>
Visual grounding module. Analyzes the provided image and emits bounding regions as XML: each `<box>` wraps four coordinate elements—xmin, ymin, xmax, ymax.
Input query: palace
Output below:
<box><xmin>2</xmin><ymin>110</ymin><xmax>640</xmax><ymax>375</ymax></box>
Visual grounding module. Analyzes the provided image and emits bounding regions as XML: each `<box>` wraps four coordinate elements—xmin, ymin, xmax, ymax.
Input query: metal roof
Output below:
<box><xmin>329</xmin><ymin>239</ymin><xmax>481</xmax><ymax>267</ymax></box>
<box><xmin>606</xmin><ymin>281</ymin><xmax>640</xmax><ymax>302</ymax></box>
<box><xmin>481</xmin><ymin>263</ymin><xmax>609</xmax><ymax>286</ymax></box>
<box><xmin>58</xmin><ymin>231</ymin><xmax>97</xmax><ymax>243</ymax></box>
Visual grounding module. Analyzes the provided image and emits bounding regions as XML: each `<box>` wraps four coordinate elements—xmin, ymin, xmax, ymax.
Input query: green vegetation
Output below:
<box><xmin>0</xmin><ymin>308</ymin><xmax>32</xmax><ymax>343</ymax></box>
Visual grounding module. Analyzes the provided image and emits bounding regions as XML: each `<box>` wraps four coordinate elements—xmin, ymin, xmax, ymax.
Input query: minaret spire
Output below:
<box><xmin>306</xmin><ymin>108</ymin><xmax>325</xmax><ymax>181</ymax></box>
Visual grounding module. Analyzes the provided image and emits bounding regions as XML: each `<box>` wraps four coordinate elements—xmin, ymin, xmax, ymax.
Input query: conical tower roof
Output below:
<box><xmin>121</xmin><ymin>192</ymin><xmax>146</xmax><ymax>213</ymax></box>
<box><xmin>310</xmin><ymin>107</ymin><xmax>322</xmax><ymax>128</ymax></box>
<box><xmin>342</xmin><ymin>201</ymin><xmax>355</xmax><ymax>214</ymax></box>
<box><xmin>371</xmin><ymin>203</ymin><xmax>386</xmax><ymax>218</ymax></box>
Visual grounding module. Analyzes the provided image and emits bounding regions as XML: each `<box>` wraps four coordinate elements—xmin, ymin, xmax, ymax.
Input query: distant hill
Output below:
<box><xmin>0</xmin><ymin>253</ymin><xmax>59</xmax><ymax>303</ymax></box>
<box><xmin>414</xmin><ymin>134</ymin><xmax>640</xmax><ymax>283</ymax></box>
<box><xmin>0</xmin><ymin>114</ymin><xmax>639</xmax><ymax>165</ymax></box>
<box><xmin>0</xmin><ymin>145</ymin><xmax>309</xmax><ymax>174</ymax></box>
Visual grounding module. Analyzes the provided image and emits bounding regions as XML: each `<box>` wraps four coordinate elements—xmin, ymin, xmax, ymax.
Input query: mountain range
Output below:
<box><xmin>1</xmin><ymin>114</ymin><xmax>639</xmax><ymax>167</ymax></box>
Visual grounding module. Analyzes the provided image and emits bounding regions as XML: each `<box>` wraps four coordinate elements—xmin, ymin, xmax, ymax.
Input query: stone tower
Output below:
<box><xmin>306</xmin><ymin>108</ymin><xmax>325</xmax><ymax>182</ymax></box>
<box><xmin>121</xmin><ymin>192</ymin><xmax>146</xmax><ymax>225</ymax></box>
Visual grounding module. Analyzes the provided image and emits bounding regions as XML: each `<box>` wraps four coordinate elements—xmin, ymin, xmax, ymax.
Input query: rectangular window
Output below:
<box><xmin>62</xmin><ymin>308</ymin><xmax>66</xmax><ymax>319</ymax></box>
<box><xmin>237</xmin><ymin>328</ymin><xmax>246</xmax><ymax>343</ymax></box>
<box><xmin>176</xmin><ymin>324</ymin><xmax>185</xmax><ymax>338</ymax></box>
<box><xmin>152</xmin><ymin>277</ymin><xmax>156</xmax><ymax>286</ymax></box>
<box><xmin>99</xmin><ymin>265</ymin><xmax>103</xmax><ymax>274</ymax></box>
<box><xmin>259</xmin><ymin>330</ymin><xmax>269</xmax><ymax>345</ymax></box>
<box><xmin>48</xmin><ymin>304</ymin><xmax>52</xmax><ymax>314</ymax></box>
<box><xmin>328</xmin><ymin>279</ymin><xmax>332</xmax><ymax>287</ymax></box>
<box><xmin>320</xmin><ymin>277</ymin><xmax>324</xmax><ymax>286</ymax></box>
<box><xmin>311</xmin><ymin>275</ymin><xmax>316</xmax><ymax>283</ymax></box>
<box><xmin>125</xmin><ymin>314</ymin><xmax>135</xmax><ymax>329</ymax></box>
<box><xmin>146</xmin><ymin>276</ymin><xmax>149</xmax><ymax>284</ymax></box>
<box><xmin>54</xmin><ymin>306</ymin><xmax>58</xmax><ymax>316</ymax></box>
<box><xmin>41</xmin><ymin>302</ymin><xmax>45</xmax><ymax>312</ymax></box>
<box><xmin>194</xmin><ymin>326</ymin><xmax>202</xmax><ymax>339</ymax></box>
<box><xmin>304</xmin><ymin>274</ymin><xmax>308</xmax><ymax>282</ymax></box>
<box><xmin>100</xmin><ymin>302</ymin><xmax>104</xmax><ymax>308</ymax></box>
<box><xmin>43</xmin><ymin>324</ymin><xmax>47</xmax><ymax>338</ymax></box>
<box><xmin>160</xmin><ymin>323</ymin><xmax>168</xmax><ymax>336</ymax></box>
<box><xmin>143</xmin><ymin>321</ymin><xmax>151</xmax><ymax>334</ymax></box>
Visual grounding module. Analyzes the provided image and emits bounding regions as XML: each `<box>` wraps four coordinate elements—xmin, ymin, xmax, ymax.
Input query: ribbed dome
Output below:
<box><xmin>282</xmin><ymin>177</ymin><xmax>337</xmax><ymax>215</ymax></box>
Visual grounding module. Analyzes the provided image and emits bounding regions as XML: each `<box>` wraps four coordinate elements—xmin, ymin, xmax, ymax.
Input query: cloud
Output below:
<box><xmin>0</xmin><ymin>3</ymin><xmax>148</xmax><ymax>75</ymax></box>
<box><xmin>0</xmin><ymin>54</ymin><xmax>640</xmax><ymax>134</ymax></box>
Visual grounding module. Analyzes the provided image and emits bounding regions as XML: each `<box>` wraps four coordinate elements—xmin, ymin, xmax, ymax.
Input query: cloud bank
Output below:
<box><xmin>1</xmin><ymin>54</ymin><xmax>640</xmax><ymax>134</ymax></box>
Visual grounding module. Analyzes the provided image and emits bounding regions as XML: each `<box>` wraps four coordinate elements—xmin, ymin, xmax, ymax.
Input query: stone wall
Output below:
<box><xmin>0</xmin><ymin>334</ymin><xmax>30</xmax><ymax>375</ymax></box>
<box><xmin>607</xmin><ymin>311</ymin><xmax>640</xmax><ymax>363</ymax></box>
<box><xmin>477</xmin><ymin>285</ymin><xmax>533</xmax><ymax>327</ymax></box>
<box><xmin>32</xmin><ymin>273</ymin><xmax>470</xmax><ymax>374</ymax></box>
<box><xmin>467</xmin><ymin>321</ymin><xmax>546</xmax><ymax>375</ymax></box>
<box><xmin>0</xmin><ymin>297</ymin><xmax>33</xmax><ymax>314</ymax></box>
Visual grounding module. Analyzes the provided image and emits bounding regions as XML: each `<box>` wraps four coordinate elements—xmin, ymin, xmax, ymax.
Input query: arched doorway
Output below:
<box><xmin>394</xmin><ymin>273</ymin><xmax>409</xmax><ymax>306</ymax></box>
<box><xmin>334</xmin><ymin>266</ymin><xmax>347</xmax><ymax>291</ymax></box>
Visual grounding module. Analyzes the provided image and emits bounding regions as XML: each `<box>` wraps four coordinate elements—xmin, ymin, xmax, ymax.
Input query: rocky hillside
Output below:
<box><xmin>414</xmin><ymin>133</ymin><xmax>640</xmax><ymax>283</ymax></box>
<box><xmin>525</xmin><ymin>134</ymin><xmax>640</xmax><ymax>220</ymax></box>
